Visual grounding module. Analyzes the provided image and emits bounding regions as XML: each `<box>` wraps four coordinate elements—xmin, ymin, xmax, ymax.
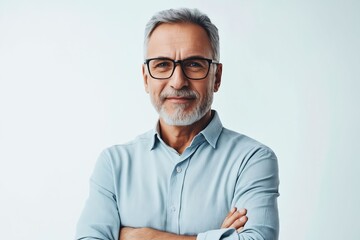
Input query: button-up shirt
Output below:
<box><xmin>75</xmin><ymin>111</ymin><xmax>279</xmax><ymax>240</ymax></box>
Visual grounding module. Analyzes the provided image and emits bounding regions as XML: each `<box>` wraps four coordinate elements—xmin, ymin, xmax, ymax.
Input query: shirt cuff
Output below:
<box><xmin>197</xmin><ymin>228</ymin><xmax>237</xmax><ymax>240</ymax></box>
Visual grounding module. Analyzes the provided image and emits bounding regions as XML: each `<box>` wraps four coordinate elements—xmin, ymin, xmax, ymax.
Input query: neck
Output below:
<box><xmin>159</xmin><ymin>110</ymin><xmax>213</xmax><ymax>154</ymax></box>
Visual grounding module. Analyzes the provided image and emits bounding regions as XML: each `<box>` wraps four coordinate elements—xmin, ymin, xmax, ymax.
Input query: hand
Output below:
<box><xmin>221</xmin><ymin>207</ymin><xmax>248</xmax><ymax>232</ymax></box>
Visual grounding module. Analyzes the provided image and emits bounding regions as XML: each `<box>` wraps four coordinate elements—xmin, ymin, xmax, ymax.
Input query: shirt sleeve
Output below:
<box><xmin>197</xmin><ymin>146</ymin><xmax>280</xmax><ymax>240</ymax></box>
<box><xmin>75</xmin><ymin>150</ymin><xmax>120</xmax><ymax>240</ymax></box>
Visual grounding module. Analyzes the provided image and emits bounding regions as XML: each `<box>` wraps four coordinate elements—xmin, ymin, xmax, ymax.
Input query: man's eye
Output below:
<box><xmin>154</xmin><ymin>61</ymin><xmax>171</xmax><ymax>68</ymax></box>
<box><xmin>184</xmin><ymin>60</ymin><xmax>205</xmax><ymax>68</ymax></box>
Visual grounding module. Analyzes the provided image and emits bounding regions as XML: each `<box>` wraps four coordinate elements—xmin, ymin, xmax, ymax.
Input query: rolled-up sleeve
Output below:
<box><xmin>197</xmin><ymin>146</ymin><xmax>280</xmax><ymax>240</ymax></box>
<box><xmin>75</xmin><ymin>150</ymin><xmax>120</xmax><ymax>240</ymax></box>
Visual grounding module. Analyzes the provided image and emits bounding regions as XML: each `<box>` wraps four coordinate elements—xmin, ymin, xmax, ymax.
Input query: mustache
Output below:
<box><xmin>160</xmin><ymin>88</ymin><xmax>198</xmax><ymax>100</ymax></box>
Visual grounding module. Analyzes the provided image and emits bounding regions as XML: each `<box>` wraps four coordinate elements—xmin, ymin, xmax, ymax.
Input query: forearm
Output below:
<box><xmin>120</xmin><ymin>227</ymin><xmax>196</xmax><ymax>240</ymax></box>
<box><xmin>119</xmin><ymin>208</ymin><xmax>247</xmax><ymax>240</ymax></box>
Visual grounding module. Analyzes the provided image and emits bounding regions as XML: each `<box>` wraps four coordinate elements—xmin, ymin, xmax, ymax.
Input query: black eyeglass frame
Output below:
<box><xmin>144</xmin><ymin>57</ymin><xmax>220</xmax><ymax>80</ymax></box>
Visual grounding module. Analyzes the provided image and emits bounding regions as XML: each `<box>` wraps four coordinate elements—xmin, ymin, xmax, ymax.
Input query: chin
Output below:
<box><xmin>159</xmin><ymin>108</ymin><xmax>205</xmax><ymax>126</ymax></box>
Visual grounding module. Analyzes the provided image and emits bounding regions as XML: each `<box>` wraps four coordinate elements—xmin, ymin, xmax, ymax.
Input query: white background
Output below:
<box><xmin>1</xmin><ymin>0</ymin><xmax>359</xmax><ymax>239</ymax></box>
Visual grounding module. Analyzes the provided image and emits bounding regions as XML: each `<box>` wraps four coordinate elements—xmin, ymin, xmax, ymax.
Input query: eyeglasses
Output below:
<box><xmin>144</xmin><ymin>57</ymin><xmax>219</xmax><ymax>80</ymax></box>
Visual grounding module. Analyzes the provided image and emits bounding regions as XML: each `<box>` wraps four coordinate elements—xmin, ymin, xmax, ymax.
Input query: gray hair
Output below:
<box><xmin>144</xmin><ymin>8</ymin><xmax>220</xmax><ymax>61</ymax></box>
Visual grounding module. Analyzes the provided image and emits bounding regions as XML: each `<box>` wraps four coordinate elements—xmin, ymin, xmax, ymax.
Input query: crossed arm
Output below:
<box><xmin>119</xmin><ymin>207</ymin><xmax>248</xmax><ymax>240</ymax></box>
<box><xmin>76</xmin><ymin>145</ymin><xmax>279</xmax><ymax>240</ymax></box>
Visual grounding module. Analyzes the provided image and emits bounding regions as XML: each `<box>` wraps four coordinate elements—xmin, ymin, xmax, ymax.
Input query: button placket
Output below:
<box><xmin>176</xmin><ymin>166</ymin><xmax>182</xmax><ymax>173</ymax></box>
<box><xmin>166</xmin><ymin>160</ymin><xmax>188</xmax><ymax>233</ymax></box>
<box><xmin>165</xmin><ymin>146</ymin><xmax>198</xmax><ymax>233</ymax></box>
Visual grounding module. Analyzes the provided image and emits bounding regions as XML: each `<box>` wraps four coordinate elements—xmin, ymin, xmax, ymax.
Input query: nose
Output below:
<box><xmin>169</xmin><ymin>63</ymin><xmax>189</xmax><ymax>90</ymax></box>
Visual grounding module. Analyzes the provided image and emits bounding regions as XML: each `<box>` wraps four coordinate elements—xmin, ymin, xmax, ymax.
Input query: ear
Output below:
<box><xmin>213</xmin><ymin>63</ymin><xmax>222</xmax><ymax>92</ymax></box>
<box><xmin>142</xmin><ymin>64</ymin><xmax>149</xmax><ymax>93</ymax></box>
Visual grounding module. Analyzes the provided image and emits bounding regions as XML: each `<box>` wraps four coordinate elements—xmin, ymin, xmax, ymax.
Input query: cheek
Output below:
<box><xmin>195</xmin><ymin>82</ymin><xmax>213</xmax><ymax>97</ymax></box>
<box><xmin>147</xmin><ymin>81</ymin><xmax>161</xmax><ymax>94</ymax></box>
<box><xmin>148</xmin><ymin>84</ymin><xmax>164</xmax><ymax>100</ymax></box>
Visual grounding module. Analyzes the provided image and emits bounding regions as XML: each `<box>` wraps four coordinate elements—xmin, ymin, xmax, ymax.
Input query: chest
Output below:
<box><xmin>115</xmin><ymin>145</ymin><xmax>241</xmax><ymax>234</ymax></box>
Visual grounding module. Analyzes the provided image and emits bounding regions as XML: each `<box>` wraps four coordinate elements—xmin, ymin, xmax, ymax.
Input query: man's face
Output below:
<box><xmin>143</xmin><ymin>23</ymin><xmax>222</xmax><ymax>126</ymax></box>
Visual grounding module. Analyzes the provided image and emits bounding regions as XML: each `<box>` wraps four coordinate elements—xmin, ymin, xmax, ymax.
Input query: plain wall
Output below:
<box><xmin>0</xmin><ymin>0</ymin><xmax>359</xmax><ymax>239</ymax></box>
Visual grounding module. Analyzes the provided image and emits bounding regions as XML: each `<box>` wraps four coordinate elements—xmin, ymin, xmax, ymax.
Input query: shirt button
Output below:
<box><xmin>176</xmin><ymin>166</ymin><xmax>182</xmax><ymax>173</ymax></box>
<box><xmin>171</xmin><ymin>206</ymin><xmax>176</xmax><ymax>212</ymax></box>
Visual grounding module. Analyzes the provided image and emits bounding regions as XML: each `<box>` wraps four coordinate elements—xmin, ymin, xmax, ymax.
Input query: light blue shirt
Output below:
<box><xmin>76</xmin><ymin>111</ymin><xmax>279</xmax><ymax>240</ymax></box>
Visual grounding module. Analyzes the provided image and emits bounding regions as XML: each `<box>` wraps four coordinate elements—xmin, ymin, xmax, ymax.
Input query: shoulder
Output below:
<box><xmin>217</xmin><ymin>129</ymin><xmax>279</xmax><ymax>186</ymax></box>
<box><xmin>90</xmin><ymin>130</ymin><xmax>154</xmax><ymax>185</ymax></box>
<box><xmin>103</xmin><ymin>129</ymin><xmax>153</xmax><ymax>154</ymax></box>
<box><xmin>95</xmin><ymin>129</ymin><xmax>154</xmax><ymax>167</ymax></box>
<box><xmin>219</xmin><ymin>128</ymin><xmax>275</xmax><ymax>153</ymax></box>
<box><xmin>217</xmin><ymin>127</ymin><xmax>278</xmax><ymax>173</ymax></box>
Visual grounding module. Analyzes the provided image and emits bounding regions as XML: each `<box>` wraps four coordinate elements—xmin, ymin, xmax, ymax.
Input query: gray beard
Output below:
<box><xmin>151</xmin><ymin>88</ymin><xmax>213</xmax><ymax>126</ymax></box>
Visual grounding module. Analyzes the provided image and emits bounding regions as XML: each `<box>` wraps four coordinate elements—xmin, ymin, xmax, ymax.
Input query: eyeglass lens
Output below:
<box><xmin>148</xmin><ymin>59</ymin><xmax>210</xmax><ymax>79</ymax></box>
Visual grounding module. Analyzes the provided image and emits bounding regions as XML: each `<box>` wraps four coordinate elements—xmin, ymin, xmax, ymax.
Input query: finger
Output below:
<box><xmin>230</xmin><ymin>216</ymin><xmax>248</xmax><ymax>230</ymax></box>
<box><xmin>225</xmin><ymin>207</ymin><xmax>237</xmax><ymax>219</ymax></box>
<box><xmin>221</xmin><ymin>207</ymin><xmax>237</xmax><ymax>228</ymax></box>
<box><xmin>222</xmin><ymin>211</ymin><xmax>242</xmax><ymax>228</ymax></box>
<box><xmin>237</xmin><ymin>208</ymin><xmax>247</xmax><ymax>216</ymax></box>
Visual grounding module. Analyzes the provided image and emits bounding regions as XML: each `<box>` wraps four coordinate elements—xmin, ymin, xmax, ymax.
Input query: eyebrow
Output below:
<box><xmin>150</xmin><ymin>55</ymin><xmax>210</xmax><ymax>60</ymax></box>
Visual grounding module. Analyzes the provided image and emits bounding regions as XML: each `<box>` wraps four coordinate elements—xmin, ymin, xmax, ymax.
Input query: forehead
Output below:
<box><xmin>146</xmin><ymin>23</ymin><xmax>212</xmax><ymax>58</ymax></box>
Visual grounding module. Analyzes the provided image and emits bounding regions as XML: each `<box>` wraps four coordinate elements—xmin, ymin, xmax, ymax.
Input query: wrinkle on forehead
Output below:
<box><xmin>146</xmin><ymin>23</ymin><xmax>213</xmax><ymax>60</ymax></box>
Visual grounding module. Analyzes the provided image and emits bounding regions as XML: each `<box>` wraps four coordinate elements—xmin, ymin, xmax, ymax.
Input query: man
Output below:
<box><xmin>76</xmin><ymin>8</ymin><xmax>279</xmax><ymax>240</ymax></box>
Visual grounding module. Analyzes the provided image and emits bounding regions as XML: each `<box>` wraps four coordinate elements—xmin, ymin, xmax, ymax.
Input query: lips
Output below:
<box><xmin>160</xmin><ymin>89</ymin><xmax>198</xmax><ymax>101</ymax></box>
<box><xmin>165</xmin><ymin>96</ymin><xmax>195</xmax><ymax>103</ymax></box>
<box><xmin>166</xmin><ymin>96</ymin><xmax>195</xmax><ymax>100</ymax></box>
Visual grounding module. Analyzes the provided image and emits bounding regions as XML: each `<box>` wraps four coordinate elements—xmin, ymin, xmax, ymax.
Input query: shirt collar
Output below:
<box><xmin>149</xmin><ymin>122</ymin><xmax>161</xmax><ymax>151</ymax></box>
<box><xmin>149</xmin><ymin>110</ymin><xmax>223</xmax><ymax>150</ymax></box>
<box><xmin>199</xmin><ymin>110</ymin><xmax>223</xmax><ymax>149</ymax></box>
